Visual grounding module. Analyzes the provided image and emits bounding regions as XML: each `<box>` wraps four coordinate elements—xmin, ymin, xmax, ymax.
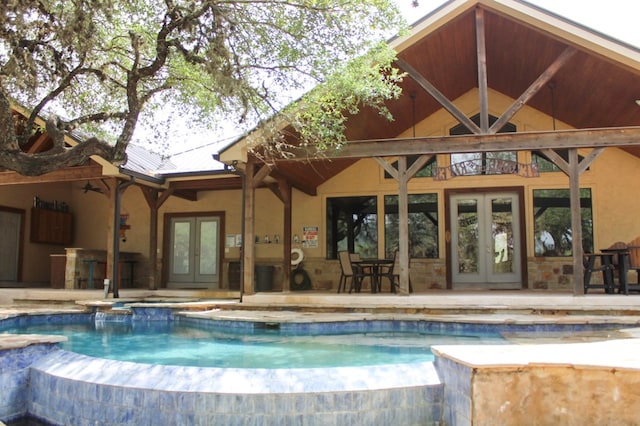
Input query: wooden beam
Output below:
<box><xmin>406</xmin><ymin>155</ymin><xmax>434</xmax><ymax>179</ymax></box>
<box><xmin>374</xmin><ymin>157</ymin><xmax>398</xmax><ymax>179</ymax></box>
<box><xmin>252</xmin><ymin>164</ymin><xmax>271</xmax><ymax>188</ymax></box>
<box><xmin>270</xmin><ymin>169</ymin><xmax>317</xmax><ymax>196</ymax></box>
<box><xmin>243</xmin><ymin>160</ymin><xmax>256</xmax><ymax>295</ymax></box>
<box><xmin>168</xmin><ymin>177</ymin><xmax>242</xmax><ymax>191</ymax></box>
<box><xmin>140</xmin><ymin>186</ymin><xmax>160</xmax><ymax>290</ymax></box>
<box><xmin>568</xmin><ymin>149</ymin><xmax>584</xmax><ymax>295</ymax></box>
<box><xmin>396</xmin><ymin>58</ymin><xmax>482</xmax><ymax>135</ymax></box>
<box><xmin>540</xmin><ymin>149</ymin><xmax>569</xmax><ymax>175</ymax></box>
<box><xmin>0</xmin><ymin>164</ymin><xmax>103</xmax><ymax>184</ymax></box>
<box><xmin>578</xmin><ymin>147</ymin><xmax>605</xmax><ymax>174</ymax></box>
<box><xmin>397</xmin><ymin>156</ymin><xmax>410</xmax><ymax>294</ymax></box>
<box><xmin>490</xmin><ymin>47</ymin><xmax>576</xmax><ymax>134</ymax></box>
<box><xmin>173</xmin><ymin>189</ymin><xmax>198</xmax><ymax>201</ymax></box>
<box><xmin>26</xmin><ymin>132</ymin><xmax>50</xmax><ymax>154</ymax></box>
<box><xmin>476</xmin><ymin>8</ymin><xmax>489</xmax><ymax>133</ymax></box>
<box><xmin>280</xmin><ymin>127</ymin><xmax>640</xmax><ymax>160</ymax></box>
<box><xmin>278</xmin><ymin>178</ymin><xmax>292</xmax><ymax>292</ymax></box>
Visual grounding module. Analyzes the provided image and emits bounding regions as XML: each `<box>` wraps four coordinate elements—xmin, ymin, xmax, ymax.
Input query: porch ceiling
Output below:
<box><xmin>268</xmin><ymin>3</ymin><xmax>640</xmax><ymax>194</ymax></box>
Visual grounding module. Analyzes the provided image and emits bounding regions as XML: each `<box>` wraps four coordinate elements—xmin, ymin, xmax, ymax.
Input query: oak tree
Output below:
<box><xmin>0</xmin><ymin>0</ymin><xmax>405</xmax><ymax>175</ymax></box>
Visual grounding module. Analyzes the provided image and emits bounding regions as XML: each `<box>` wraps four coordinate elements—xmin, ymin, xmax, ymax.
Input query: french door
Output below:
<box><xmin>449</xmin><ymin>192</ymin><xmax>522</xmax><ymax>289</ymax></box>
<box><xmin>168</xmin><ymin>216</ymin><xmax>220</xmax><ymax>289</ymax></box>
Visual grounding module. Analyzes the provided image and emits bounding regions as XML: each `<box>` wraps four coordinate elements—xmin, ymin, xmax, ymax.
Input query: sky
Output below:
<box><xmin>398</xmin><ymin>0</ymin><xmax>640</xmax><ymax>47</ymax></box>
<box><xmin>167</xmin><ymin>0</ymin><xmax>640</xmax><ymax>167</ymax></box>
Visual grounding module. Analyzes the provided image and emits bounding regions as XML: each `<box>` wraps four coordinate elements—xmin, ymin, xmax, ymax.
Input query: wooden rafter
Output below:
<box><xmin>476</xmin><ymin>7</ymin><xmax>489</xmax><ymax>132</ymax></box>
<box><xmin>490</xmin><ymin>47</ymin><xmax>577</xmax><ymax>134</ymax></box>
<box><xmin>396</xmin><ymin>58</ymin><xmax>483</xmax><ymax>135</ymax></box>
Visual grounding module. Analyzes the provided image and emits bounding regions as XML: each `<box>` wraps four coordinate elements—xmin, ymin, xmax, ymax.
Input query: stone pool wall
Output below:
<box><xmin>433</xmin><ymin>339</ymin><xmax>640</xmax><ymax>426</ymax></box>
<box><xmin>0</xmin><ymin>323</ymin><xmax>444</xmax><ymax>426</ymax></box>
<box><xmin>0</xmin><ymin>339</ymin><xmax>62</xmax><ymax>421</ymax></box>
<box><xmin>24</xmin><ymin>350</ymin><xmax>444</xmax><ymax>425</ymax></box>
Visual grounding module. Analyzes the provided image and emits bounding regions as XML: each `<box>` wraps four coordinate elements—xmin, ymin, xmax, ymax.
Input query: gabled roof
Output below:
<box><xmin>220</xmin><ymin>0</ymin><xmax>640</xmax><ymax>195</ymax></box>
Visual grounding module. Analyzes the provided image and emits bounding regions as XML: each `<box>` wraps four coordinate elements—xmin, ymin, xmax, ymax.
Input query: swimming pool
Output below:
<box><xmin>1</xmin><ymin>306</ymin><xmax>635</xmax><ymax>426</ymax></box>
<box><xmin>0</xmin><ymin>316</ymin><xmax>505</xmax><ymax>368</ymax></box>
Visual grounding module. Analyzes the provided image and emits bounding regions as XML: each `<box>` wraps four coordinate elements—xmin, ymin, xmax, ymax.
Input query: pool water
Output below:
<box><xmin>1</xmin><ymin>320</ymin><xmax>505</xmax><ymax>368</ymax></box>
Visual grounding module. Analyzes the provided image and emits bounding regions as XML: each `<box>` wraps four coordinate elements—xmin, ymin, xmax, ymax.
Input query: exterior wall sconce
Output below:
<box><xmin>119</xmin><ymin>214</ymin><xmax>130</xmax><ymax>242</ymax></box>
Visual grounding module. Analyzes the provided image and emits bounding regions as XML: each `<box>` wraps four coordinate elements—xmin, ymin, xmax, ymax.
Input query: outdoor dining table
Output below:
<box><xmin>352</xmin><ymin>259</ymin><xmax>394</xmax><ymax>293</ymax></box>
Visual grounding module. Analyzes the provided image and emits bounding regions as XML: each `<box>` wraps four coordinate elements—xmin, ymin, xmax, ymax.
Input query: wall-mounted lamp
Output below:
<box><xmin>635</xmin><ymin>99</ymin><xmax>640</xmax><ymax>107</ymax></box>
<box><xmin>119</xmin><ymin>214</ymin><xmax>130</xmax><ymax>242</ymax></box>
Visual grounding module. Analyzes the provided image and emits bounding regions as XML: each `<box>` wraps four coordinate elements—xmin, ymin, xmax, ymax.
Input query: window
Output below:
<box><xmin>326</xmin><ymin>196</ymin><xmax>377</xmax><ymax>259</ymax></box>
<box><xmin>449</xmin><ymin>114</ymin><xmax>517</xmax><ymax>177</ymax></box>
<box><xmin>450</xmin><ymin>151</ymin><xmax>518</xmax><ymax>176</ymax></box>
<box><xmin>384</xmin><ymin>193</ymin><xmax>438</xmax><ymax>259</ymax></box>
<box><xmin>532</xmin><ymin>150</ymin><xmax>587</xmax><ymax>173</ymax></box>
<box><xmin>384</xmin><ymin>155</ymin><xmax>437</xmax><ymax>179</ymax></box>
<box><xmin>533</xmin><ymin>189</ymin><xmax>593</xmax><ymax>257</ymax></box>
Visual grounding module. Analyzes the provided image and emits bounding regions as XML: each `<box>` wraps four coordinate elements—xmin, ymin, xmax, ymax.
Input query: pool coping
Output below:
<box><xmin>29</xmin><ymin>350</ymin><xmax>441</xmax><ymax>393</ymax></box>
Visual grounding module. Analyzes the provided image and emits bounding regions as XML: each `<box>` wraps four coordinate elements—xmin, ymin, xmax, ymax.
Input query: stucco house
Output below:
<box><xmin>2</xmin><ymin>0</ymin><xmax>640</xmax><ymax>298</ymax></box>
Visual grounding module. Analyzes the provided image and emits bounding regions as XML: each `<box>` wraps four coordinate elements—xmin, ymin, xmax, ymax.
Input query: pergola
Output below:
<box><xmin>230</xmin><ymin>0</ymin><xmax>640</xmax><ymax>296</ymax></box>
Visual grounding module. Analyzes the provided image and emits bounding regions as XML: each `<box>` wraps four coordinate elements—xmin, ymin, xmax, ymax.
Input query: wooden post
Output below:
<box><xmin>280</xmin><ymin>179</ymin><xmax>292</xmax><ymax>292</ymax></box>
<box><xmin>105</xmin><ymin>178</ymin><xmax>117</xmax><ymax>294</ymax></box>
<box><xmin>397</xmin><ymin>156</ymin><xmax>410</xmax><ymax>294</ymax></box>
<box><xmin>243</xmin><ymin>160</ymin><xmax>256</xmax><ymax>295</ymax></box>
<box><xmin>568</xmin><ymin>148</ymin><xmax>584</xmax><ymax>295</ymax></box>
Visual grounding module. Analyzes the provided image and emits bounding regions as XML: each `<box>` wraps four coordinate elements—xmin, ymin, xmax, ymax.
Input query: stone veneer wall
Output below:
<box><xmin>434</xmin><ymin>347</ymin><xmax>640</xmax><ymax>426</ymax></box>
<box><xmin>301</xmin><ymin>256</ymin><xmax>596</xmax><ymax>292</ymax></box>
<box><xmin>299</xmin><ymin>258</ymin><xmax>448</xmax><ymax>292</ymax></box>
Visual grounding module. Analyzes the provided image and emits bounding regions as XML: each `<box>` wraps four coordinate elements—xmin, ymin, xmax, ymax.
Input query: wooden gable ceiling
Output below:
<box><xmin>269</xmin><ymin>2</ymin><xmax>640</xmax><ymax>194</ymax></box>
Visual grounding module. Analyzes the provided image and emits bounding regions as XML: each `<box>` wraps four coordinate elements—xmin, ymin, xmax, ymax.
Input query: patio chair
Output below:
<box><xmin>337</xmin><ymin>251</ymin><xmax>364</xmax><ymax>293</ymax></box>
<box><xmin>583</xmin><ymin>249</ymin><xmax>615</xmax><ymax>294</ymax></box>
<box><xmin>625</xmin><ymin>236</ymin><xmax>640</xmax><ymax>292</ymax></box>
<box><xmin>380</xmin><ymin>251</ymin><xmax>413</xmax><ymax>293</ymax></box>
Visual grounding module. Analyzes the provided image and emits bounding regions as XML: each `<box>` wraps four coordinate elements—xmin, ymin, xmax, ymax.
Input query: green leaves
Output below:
<box><xmin>0</xmin><ymin>0</ymin><xmax>406</xmax><ymax>173</ymax></box>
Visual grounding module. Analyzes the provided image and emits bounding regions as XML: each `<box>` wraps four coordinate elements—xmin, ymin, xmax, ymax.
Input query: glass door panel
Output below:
<box><xmin>170</xmin><ymin>220</ymin><xmax>193</xmax><ymax>280</ymax></box>
<box><xmin>451</xmin><ymin>193</ymin><xmax>521</xmax><ymax>288</ymax></box>
<box><xmin>168</xmin><ymin>216</ymin><xmax>220</xmax><ymax>288</ymax></box>
<box><xmin>195</xmin><ymin>219</ymin><xmax>218</xmax><ymax>281</ymax></box>
<box><xmin>455</xmin><ymin>198</ymin><xmax>480</xmax><ymax>275</ymax></box>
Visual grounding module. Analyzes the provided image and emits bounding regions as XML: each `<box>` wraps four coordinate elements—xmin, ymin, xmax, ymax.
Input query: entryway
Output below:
<box><xmin>166</xmin><ymin>215</ymin><xmax>222</xmax><ymax>289</ymax></box>
<box><xmin>448</xmin><ymin>189</ymin><xmax>525</xmax><ymax>289</ymax></box>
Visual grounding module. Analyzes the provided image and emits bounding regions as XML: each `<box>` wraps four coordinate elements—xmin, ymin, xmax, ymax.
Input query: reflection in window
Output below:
<box><xmin>449</xmin><ymin>114</ymin><xmax>517</xmax><ymax>176</ymax></box>
<box><xmin>384</xmin><ymin>194</ymin><xmax>438</xmax><ymax>259</ymax></box>
<box><xmin>450</xmin><ymin>151</ymin><xmax>518</xmax><ymax>176</ymax></box>
<box><xmin>326</xmin><ymin>196</ymin><xmax>377</xmax><ymax>259</ymax></box>
<box><xmin>532</xmin><ymin>150</ymin><xmax>586</xmax><ymax>173</ymax></box>
<box><xmin>384</xmin><ymin>155</ymin><xmax>437</xmax><ymax>179</ymax></box>
<box><xmin>533</xmin><ymin>189</ymin><xmax>593</xmax><ymax>257</ymax></box>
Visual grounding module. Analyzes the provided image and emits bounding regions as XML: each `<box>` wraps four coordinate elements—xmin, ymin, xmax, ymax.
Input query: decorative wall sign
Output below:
<box><xmin>434</xmin><ymin>159</ymin><xmax>539</xmax><ymax>180</ymax></box>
